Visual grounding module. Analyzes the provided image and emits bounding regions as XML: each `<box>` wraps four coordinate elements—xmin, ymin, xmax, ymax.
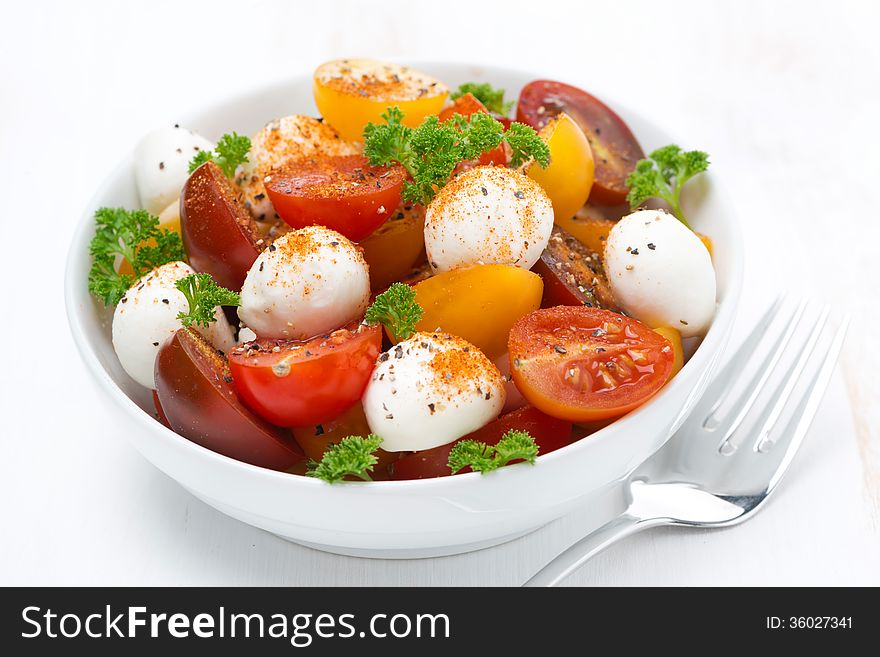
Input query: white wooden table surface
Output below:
<box><xmin>2</xmin><ymin>0</ymin><xmax>878</xmax><ymax>586</ymax></box>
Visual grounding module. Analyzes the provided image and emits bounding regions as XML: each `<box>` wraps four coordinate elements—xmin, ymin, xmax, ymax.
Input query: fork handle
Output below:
<box><xmin>523</xmin><ymin>514</ymin><xmax>658</xmax><ymax>587</ymax></box>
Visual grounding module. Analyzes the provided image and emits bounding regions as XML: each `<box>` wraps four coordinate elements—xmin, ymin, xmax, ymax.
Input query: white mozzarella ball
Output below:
<box><xmin>363</xmin><ymin>333</ymin><xmax>506</xmax><ymax>452</ymax></box>
<box><xmin>237</xmin><ymin>226</ymin><xmax>370</xmax><ymax>339</ymax></box>
<box><xmin>424</xmin><ymin>165</ymin><xmax>554</xmax><ymax>273</ymax></box>
<box><xmin>604</xmin><ymin>210</ymin><xmax>716</xmax><ymax>337</ymax></box>
<box><xmin>135</xmin><ymin>126</ymin><xmax>215</xmax><ymax>214</ymax></box>
<box><xmin>112</xmin><ymin>262</ymin><xmax>236</xmax><ymax>388</ymax></box>
<box><xmin>236</xmin><ymin>115</ymin><xmax>359</xmax><ymax>220</ymax></box>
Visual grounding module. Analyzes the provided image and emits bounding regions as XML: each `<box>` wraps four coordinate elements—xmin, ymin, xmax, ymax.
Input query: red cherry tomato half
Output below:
<box><xmin>155</xmin><ymin>328</ymin><xmax>304</xmax><ymax>471</ymax></box>
<box><xmin>388</xmin><ymin>405</ymin><xmax>573</xmax><ymax>480</ymax></box>
<box><xmin>228</xmin><ymin>322</ymin><xmax>382</xmax><ymax>428</ymax></box>
<box><xmin>180</xmin><ymin>161</ymin><xmax>262</xmax><ymax>291</ymax></box>
<box><xmin>264</xmin><ymin>154</ymin><xmax>406</xmax><ymax>242</ymax></box>
<box><xmin>516</xmin><ymin>80</ymin><xmax>645</xmax><ymax>205</ymax></box>
<box><xmin>508</xmin><ymin>306</ymin><xmax>674</xmax><ymax>422</ymax></box>
<box><xmin>439</xmin><ymin>93</ymin><xmax>509</xmax><ymax>168</ymax></box>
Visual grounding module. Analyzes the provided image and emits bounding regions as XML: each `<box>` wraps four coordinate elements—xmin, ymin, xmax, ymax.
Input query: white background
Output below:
<box><xmin>1</xmin><ymin>0</ymin><xmax>878</xmax><ymax>585</ymax></box>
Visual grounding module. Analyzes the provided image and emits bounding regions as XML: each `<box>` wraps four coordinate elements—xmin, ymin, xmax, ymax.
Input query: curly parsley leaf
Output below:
<box><xmin>307</xmin><ymin>434</ymin><xmax>384</xmax><ymax>483</ymax></box>
<box><xmin>363</xmin><ymin>107</ymin><xmax>549</xmax><ymax>206</ymax></box>
<box><xmin>187</xmin><ymin>132</ymin><xmax>251</xmax><ymax>178</ymax></box>
<box><xmin>447</xmin><ymin>430</ymin><xmax>539</xmax><ymax>474</ymax></box>
<box><xmin>365</xmin><ymin>282</ymin><xmax>423</xmax><ymax>340</ymax></box>
<box><xmin>504</xmin><ymin>121</ymin><xmax>551</xmax><ymax>168</ymax></box>
<box><xmin>625</xmin><ymin>144</ymin><xmax>710</xmax><ymax>229</ymax></box>
<box><xmin>174</xmin><ymin>273</ymin><xmax>240</xmax><ymax>328</ymax></box>
<box><xmin>451</xmin><ymin>82</ymin><xmax>513</xmax><ymax>115</ymax></box>
<box><xmin>87</xmin><ymin>207</ymin><xmax>185</xmax><ymax>306</ymax></box>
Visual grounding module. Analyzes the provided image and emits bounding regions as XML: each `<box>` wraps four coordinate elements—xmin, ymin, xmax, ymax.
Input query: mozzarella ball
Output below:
<box><xmin>604</xmin><ymin>210</ymin><xmax>716</xmax><ymax>337</ymax></box>
<box><xmin>236</xmin><ymin>115</ymin><xmax>359</xmax><ymax>220</ymax></box>
<box><xmin>112</xmin><ymin>262</ymin><xmax>236</xmax><ymax>388</ymax></box>
<box><xmin>425</xmin><ymin>166</ymin><xmax>554</xmax><ymax>273</ymax></box>
<box><xmin>135</xmin><ymin>126</ymin><xmax>215</xmax><ymax>214</ymax></box>
<box><xmin>363</xmin><ymin>333</ymin><xmax>506</xmax><ymax>452</ymax></box>
<box><xmin>237</xmin><ymin>226</ymin><xmax>370</xmax><ymax>339</ymax></box>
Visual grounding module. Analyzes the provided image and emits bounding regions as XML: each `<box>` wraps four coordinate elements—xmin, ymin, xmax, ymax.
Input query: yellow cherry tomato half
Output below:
<box><xmin>116</xmin><ymin>199</ymin><xmax>182</xmax><ymax>277</ymax></box>
<box><xmin>397</xmin><ymin>264</ymin><xmax>543</xmax><ymax>360</ymax></box>
<box><xmin>653</xmin><ymin>326</ymin><xmax>684</xmax><ymax>378</ymax></box>
<box><xmin>313</xmin><ymin>59</ymin><xmax>448</xmax><ymax>142</ymax></box>
<box><xmin>527</xmin><ymin>112</ymin><xmax>595</xmax><ymax>225</ymax></box>
<box><xmin>359</xmin><ymin>205</ymin><xmax>426</xmax><ymax>292</ymax></box>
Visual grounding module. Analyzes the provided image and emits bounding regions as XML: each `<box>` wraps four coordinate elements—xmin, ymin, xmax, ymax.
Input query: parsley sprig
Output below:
<box><xmin>307</xmin><ymin>435</ymin><xmax>384</xmax><ymax>483</ymax></box>
<box><xmin>365</xmin><ymin>282</ymin><xmax>423</xmax><ymax>340</ymax></box>
<box><xmin>363</xmin><ymin>107</ymin><xmax>549</xmax><ymax>206</ymax></box>
<box><xmin>88</xmin><ymin>207</ymin><xmax>186</xmax><ymax>306</ymax></box>
<box><xmin>451</xmin><ymin>82</ymin><xmax>513</xmax><ymax>115</ymax></box>
<box><xmin>188</xmin><ymin>132</ymin><xmax>251</xmax><ymax>178</ymax></box>
<box><xmin>174</xmin><ymin>273</ymin><xmax>241</xmax><ymax>328</ymax></box>
<box><xmin>447</xmin><ymin>430</ymin><xmax>540</xmax><ymax>474</ymax></box>
<box><xmin>626</xmin><ymin>144</ymin><xmax>710</xmax><ymax>229</ymax></box>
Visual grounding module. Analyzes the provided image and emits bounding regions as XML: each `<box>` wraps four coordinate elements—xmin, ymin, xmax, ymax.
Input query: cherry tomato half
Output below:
<box><xmin>264</xmin><ymin>154</ymin><xmax>405</xmax><ymax>242</ymax></box>
<box><xmin>389</xmin><ymin>405</ymin><xmax>573</xmax><ymax>480</ymax></box>
<box><xmin>531</xmin><ymin>226</ymin><xmax>617</xmax><ymax>310</ymax></box>
<box><xmin>291</xmin><ymin>402</ymin><xmax>400</xmax><ymax>480</ymax></box>
<box><xmin>508</xmin><ymin>306</ymin><xmax>674</xmax><ymax>422</ymax></box>
<box><xmin>517</xmin><ymin>80</ymin><xmax>644</xmax><ymax>206</ymax></box>
<box><xmin>228</xmin><ymin>322</ymin><xmax>382</xmax><ymax>428</ymax></box>
<box><xmin>180</xmin><ymin>161</ymin><xmax>262</xmax><ymax>291</ymax></box>
<box><xmin>155</xmin><ymin>328</ymin><xmax>304</xmax><ymax>470</ymax></box>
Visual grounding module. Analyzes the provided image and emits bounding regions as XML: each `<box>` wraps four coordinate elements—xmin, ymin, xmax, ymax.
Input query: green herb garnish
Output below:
<box><xmin>174</xmin><ymin>273</ymin><xmax>240</xmax><ymax>328</ymax></box>
<box><xmin>626</xmin><ymin>144</ymin><xmax>710</xmax><ymax>229</ymax></box>
<box><xmin>451</xmin><ymin>82</ymin><xmax>513</xmax><ymax>115</ymax></box>
<box><xmin>448</xmin><ymin>430</ymin><xmax>540</xmax><ymax>474</ymax></box>
<box><xmin>364</xmin><ymin>282</ymin><xmax>423</xmax><ymax>340</ymax></box>
<box><xmin>87</xmin><ymin>207</ymin><xmax>185</xmax><ymax>306</ymax></box>
<box><xmin>363</xmin><ymin>107</ymin><xmax>549</xmax><ymax>206</ymax></box>
<box><xmin>307</xmin><ymin>435</ymin><xmax>384</xmax><ymax>483</ymax></box>
<box><xmin>188</xmin><ymin>132</ymin><xmax>251</xmax><ymax>178</ymax></box>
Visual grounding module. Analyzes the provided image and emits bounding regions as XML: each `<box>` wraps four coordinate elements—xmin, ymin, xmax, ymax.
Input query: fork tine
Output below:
<box><xmin>706</xmin><ymin>299</ymin><xmax>807</xmax><ymax>445</ymax></box>
<box><xmin>700</xmin><ymin>295</ymin><xmax>785</xmax><ymax>427</ymax></box>
<box><xmin>751</xmin><ymin>305</ymin><xmax>831</xmax><ymax>453</ymax></box>
<box><xmin>763</xmin><ymin>315</ymin><xmax>850</xmax><ymax>493</ymax></box>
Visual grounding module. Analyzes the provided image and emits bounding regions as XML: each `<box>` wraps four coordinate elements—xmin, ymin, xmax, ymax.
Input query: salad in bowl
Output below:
<box><xmin>68</xmin><ymin>59</ymin><xmax>737</xmax><ymax>556</ymax></box>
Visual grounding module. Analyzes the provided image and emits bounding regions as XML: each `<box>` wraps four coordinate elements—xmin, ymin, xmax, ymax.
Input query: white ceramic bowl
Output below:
<box><xmin>65</xmin><ymin>63</ymin><xmax>743</xmax><ymax>558</ymax></box>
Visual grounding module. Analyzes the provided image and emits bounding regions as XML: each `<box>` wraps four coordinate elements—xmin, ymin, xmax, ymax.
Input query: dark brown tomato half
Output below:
<box><xmin>180</xmin><ymin>161</ymin><xmax>262</xmax><ymax>291</ymax></box>
<box><xmin>516</xmin><ymin>80</ymin><xmax>645</xmax><ymax>205</ymax></box>
<box><xmin>155</xmin><ymin>328</ymin><xmax>305</xmax><ymax>471</ymax></box>
<box><xmin>388</xmin><ymin>405</ymin><xmax>573</xmax><ymax>480</ymax></box>
<box><xmin>531</xmin><ymin>226</ymin><xmax>618</xmax><ymax>311</ymax></box>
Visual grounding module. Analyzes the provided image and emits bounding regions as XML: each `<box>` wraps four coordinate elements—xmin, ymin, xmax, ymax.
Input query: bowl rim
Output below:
<box><xmin>64</xmin><ymin>61</ymin><xmax>744</xmax><ymax>491</ymax></box>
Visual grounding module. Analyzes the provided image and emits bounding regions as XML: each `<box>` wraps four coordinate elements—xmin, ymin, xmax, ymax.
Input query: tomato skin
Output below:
<box><xmin>439</xmin><ymin>93</ymin><xmax>509</xmax><ymax>168</ymax></box>
<box><xmin>264</xmin><ymin>155</ymin><xmax>406</xmax><ymax>242</ymax></box>
<box><xmin>527</xmin><ymin>112</ymin><xmax>594</xmax><ymax>223</ymax></box>
<box><xmin>389</xmin><ymin>406</ymin><xmax>573</xmax><ymax>480</ymax></box>
<box><xmin>152</xmin><ymin>389</ymin><xmax>170</xmax><ymax>428</ymax></box>
<box><xmin>653</xmin><ymin>326</ymin><xmax>684</xmax><ymax>378</ymax></box>
<box><xmin>180</xmin><ymin>161</ymin><xmax>262</xmax><ymax>291</ymax></box>
<box><xmin>516</xmin><ymin>80</ymin><xmax>644</xmax><ymax>206</ymax></box>
<box><xmin>509</xmin><ymin>306</ymin><xmax>674</xmax><ymax>422</ymax></box>
<box><xmin>228</xmin><ymin>323</ymin><xmax>382</xmax><ymax>428</ymax></box>
<box><xmin>155</xmin><ymin>328</ymin><xmax>304</xmax><ymax>470</ymax></box>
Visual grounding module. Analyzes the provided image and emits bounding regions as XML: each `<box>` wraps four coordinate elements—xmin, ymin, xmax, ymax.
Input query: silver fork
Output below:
<box><xmin>525</xmin><ymin>300</ymin><xmax>850</xmax><ymax>587</ymax></box>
